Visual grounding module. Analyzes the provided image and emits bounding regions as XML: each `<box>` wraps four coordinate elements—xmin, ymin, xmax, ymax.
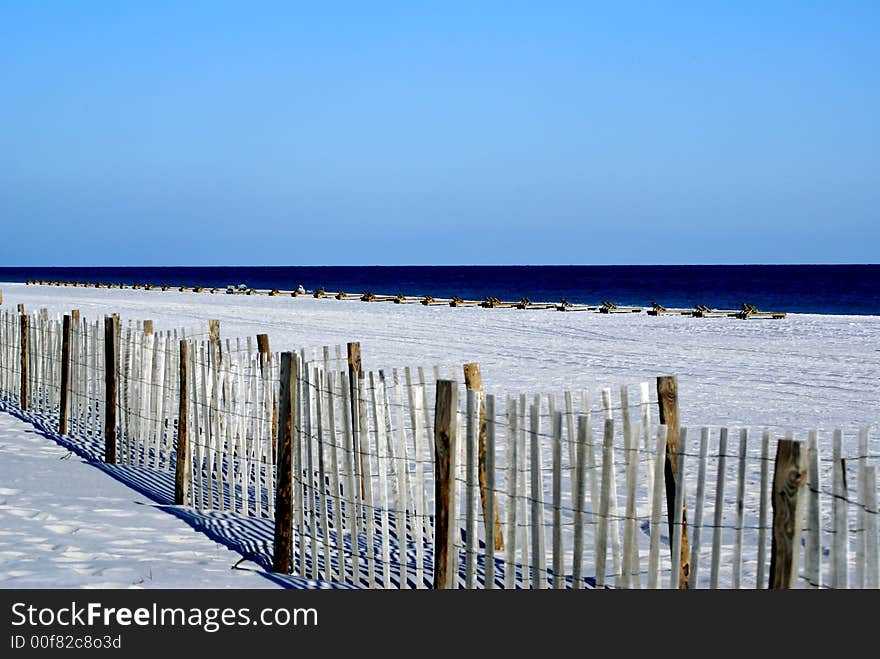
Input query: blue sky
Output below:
<box><xmin>1</xmin><ymin>1</ymin><xmax>877</xmax><ymax>265</ymax></box>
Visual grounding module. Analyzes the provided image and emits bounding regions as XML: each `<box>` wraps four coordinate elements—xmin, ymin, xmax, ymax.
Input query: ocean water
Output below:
<box><xmin>0</xmin><ymin>265</ymin><xmax>877</xmax><ymax>315</ymax></box>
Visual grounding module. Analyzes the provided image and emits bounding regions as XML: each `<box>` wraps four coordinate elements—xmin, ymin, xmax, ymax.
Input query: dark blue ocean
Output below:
<box><xmin>1</xmin><ymin>265</ymin><xmax>878</xmax><ymax>315</ymax></box>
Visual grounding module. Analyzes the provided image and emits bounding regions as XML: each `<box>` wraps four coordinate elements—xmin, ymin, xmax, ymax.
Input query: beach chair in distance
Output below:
<box><xmin>647</xmin><ymin>301</ymin><xmax>666</xmax><ymax>316</ymax></box>
<box><xmin>648</xmin><ymin>302</ymin><xmax>695</xmax><ymax>316</ymax></box>
<box><xmin>482</xmin><ymin>296</ymin><xmax>518</xmax><ymax>309</ymax></box>
<box><xmin>313</xmin><ymin>288</ymin><xmax>327</xmax><ymax>299</ymax></box>
<box><xmin>449</xmin><ymin>296</ymin><xmax>480</xmax><ymax>307</ymax></box>
<box><xmin>694</xmin><ymin>304</ymin><xmax>735</xmax><ymax>318</ymax></box>
<box><xmin>737</xmin><ymin>303</ymin><xmax>787</xmax><ymax>320</ymax></box>
<box><xmin>361</xmin><ymin>291</ymin><xmax>377</xmax><ymax>302</ymax></box>
<box><xmin>516</xmin><ymin>297</ymin><xmax>555</xmax><ymax>310</ymax></box>
<box><xmin>600</xmin><ymin>300</ymin><xmax>643</xmax><ymax>314</ymax></box>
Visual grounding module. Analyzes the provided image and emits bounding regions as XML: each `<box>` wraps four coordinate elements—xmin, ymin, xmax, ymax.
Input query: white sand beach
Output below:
<box><xmin>0</xmin><ymin>281</ymin><xmax>877</xmax><ymax>589</ymax></box>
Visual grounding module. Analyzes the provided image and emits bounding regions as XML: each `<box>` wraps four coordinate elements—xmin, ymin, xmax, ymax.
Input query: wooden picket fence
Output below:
<box><xmin>0</xmin><ymin>306</ymin><xmax>877</xmax><ymax>589</ymax></box>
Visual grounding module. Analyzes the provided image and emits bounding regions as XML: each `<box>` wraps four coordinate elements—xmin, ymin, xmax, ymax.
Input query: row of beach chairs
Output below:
<box><xmin>27</xmin><ymin>281</ymin><xmax>786</xmax><ymax>319</ymax></box>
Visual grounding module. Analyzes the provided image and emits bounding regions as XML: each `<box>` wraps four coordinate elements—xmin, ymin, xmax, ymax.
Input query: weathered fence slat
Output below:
<box><xmin>529</xmin><ymin>403</ymin><xmax>546</xmax><ymax>588</ymax></box>
<box><xmin>485</xmin><ymin>394</ymin><xmax>497</xmax><ymax>589</ymax></box>
<box><xmin>709</xmin><ymin>428</ymin><xmax>728</xmax><ymax>589</ymax></box>
<box><xmin>732</xmin><ymin>428</ymin><xmax>748</xmax><ymax>589</ymax></box>
<box><xmin>855</xmin><ymin>428</ymin><xmax>869</xmax><ymax>589</ymax></box>
<box><xmin>689</xmin><ymin>427</ymin><xmax>709</xmax><ymax>588</ymax></box>
<box><xmin>647</xmin><ymin>425</ymin><xmax>668</xmax><ymax>589</ymax></box>
<box><xmin>596</xmin><ymin>417</ymin><xmax>614</xmax><ymax>588</ymax></box>
<box><xmin>804</xmin><ymin>430</ymin><xmax>821</xmax><ymax>588</ymax></box>
<box><xmin>670</xmin><ymin>429</ymin><xmax>687</xmax><ymax>589</ymax></box>
<box><xmin>504</xmin><ymin>397</ymin><xmax>518</xmax><ymax>590</ymax></box>
<box><xmin>864</xmin><ymin>466</ymin><xmax>878</xmax><ymax>589</ymax></box>
<box><xmin>551</xmin><ymin>410</ymin><xmax>564</xmax><ymax>589</ymax></box>
<box><xmin>831</xmin><ymin>430</ymin><xmax>848</xmax><ymax>589</ymax></box>
<box><xmin>572</xmin><ymin>415</ymin><xmax>589</xmax><ymax>589</ymax></box>
<box><xmin>465</xmin><ymin>389</ymin><xmax>479</xmax><ymax>589</ymax></box>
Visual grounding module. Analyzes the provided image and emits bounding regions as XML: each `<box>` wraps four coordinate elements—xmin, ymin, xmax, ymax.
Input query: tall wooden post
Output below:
<box><xmin>103</xmin><ymin>315</ymin><xmax>119</xmax><ymax>464</ymax></box>
<box><xmin>71</xmin><ymin>309</ymin><xmax>80</xmax><ymax>324</ymax></box>
<box><xmin>463</xmin><ymin>363</ymin><xmax>504</xmax><ymax>551</ymax></box>
<box><xmin>657</xmin><ymin>375</ymin><xmax>690</xmax><ymax>588</ymax></box>
<box><xmin>255</xmin><ymin>333</ymin><xmax>275</xmax><ymax>455</ymax></box>
<box><xmin>769</xmin><ymin>439</ymin><xmax>807</xmax><ymax>589</ymax></box>
<box><xmin>19</xmin><ymin>314</ymin><xmax>28</xmax><ymax>411</ymax></box>
<box><xmin>347</xmin><ymin>342</ymin><xmax>365</xmax><ymax>497</ymax></box>
<box><xmin>143</xmin><ymin>320</ymin><xmax>153</xmax><ymax>335</ymax></box>
<box><xmin>256</xmin><ymin>333</ymin><xmax>270</xmax><ymax>370</ymax></box>
<box><xmin>208</xmin><ymin>319</ymin><xmax>220</xmax><ymax>345</ymax></box>
<box><xmin>59</xmin><ymin>315</ymin><xmax>72</xmax><ymax>435</ymax></box>
<box><xmin>174</xmin><ymin>340</ymin><xmax>190</xmax><ymax>505</ymax></box>
<box><xmin>273</xmin><ymin>352</ymin><xmax>297</xmax><ymax>574</ymax></box>
<box><xmin>433</xmin><ymin>379</ymin><xmax>459</xmax><ymax>589</ymax></box>
<box><xmin>17</xmin><ymin>303</ymin><xmax>24</xmax><ymax>315</ymax></box>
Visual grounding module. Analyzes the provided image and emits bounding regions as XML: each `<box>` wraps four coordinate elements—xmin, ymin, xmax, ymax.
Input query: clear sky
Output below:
<box><xmin>1</xmin><ymin>1</ymin><xmax>877</xmax><ymax>266</ymax></box>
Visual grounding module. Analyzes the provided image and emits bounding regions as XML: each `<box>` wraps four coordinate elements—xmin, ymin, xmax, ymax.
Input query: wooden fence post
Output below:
<box><xmin>657</xmin><ymin>375</ymin><xmax>690</xmax><ymax>588</ymax></box>
<box><xmin>59</xmin><ymin>315</ymin><xmax>72</xmax><ymax>434</ymax></box>
<box><xmin>103</xmin><ymin>315</ymin><xmax>119</xmax><ymax>464</ymax></box>
<box><xmin>463</xmin><ymin>363</ymin><xmax>504</xmax><ymax>551</ymax></box>
<box><xmin>273</xmin><ymin>352</ymin><xmax>297</xmax><ymax>574</ymax></box>
<box><xmin>256</xmin><ymin>332</ymin><xmax>276</xmax><ymax>455</ymax></box>
<box><xmin>208</xmin><ymin>319</ymin><xmax>220</xmax><ymax>345</ymax></box>
<box><xmin>143</xmin><ymin>320</ymin><xmax>153</xmax><ymax>335</ymax></box>
<box><xmin>17</xmin><ymin>303</ymin><xmax>24</xmax><ymax>315</ymax></box>
<box><xmin>347</xmin><ymin>342</ymin><xmax>365</xmax><ymax>497</ymax></box>
<box><xmin>433</xmin><ymin>379</ymin><xmax>458</xmax><ymax>589</ymax></box>
<box><xmin>71</xmin><ymin>309</ymin><xmax>80</xmax><ymax>324</ymax></box>
<box><xmin>19</xmin><ymin>313</ymin><xmax>28</xmax><ymax>411</ymax></box>
<box><xmin>256</xmin><ymin>333</ymin><xmax>270</xmax><ymax>369</ymax></box>
<box><xmin>768</xmin><ymin>439</ymin><xmax>807</xmax><ymax>589</ymax></box>
<box><xmin>174</xmin><ymin>340</ymin><xmax>190</xmax><ymax>505</ymax></box>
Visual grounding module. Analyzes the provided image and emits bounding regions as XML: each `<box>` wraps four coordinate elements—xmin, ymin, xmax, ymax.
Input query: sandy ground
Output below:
<box><xmin>2</xmin><ymin>282</ymin><xmax>877</xmax><ymax>434</ymax></box>
<box><xmin>0</xmin><ymin>411</ymin><xmax>282</xmax><ymax>588</ymax></box>
<box><xmin>0</xmin><ymin>281</ymin><xmax>876</xmax><ymax>589</ymax></box>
